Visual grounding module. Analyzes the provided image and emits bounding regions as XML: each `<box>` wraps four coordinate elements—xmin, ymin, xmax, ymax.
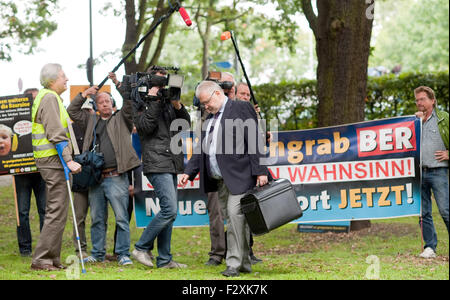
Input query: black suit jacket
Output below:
<box><xmin>184</xmin><ymin>99</ymin><xmax>268</xmax><ymax>195</ymax></box>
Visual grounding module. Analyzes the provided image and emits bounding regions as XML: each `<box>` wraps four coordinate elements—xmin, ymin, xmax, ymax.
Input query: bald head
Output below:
<box><xmin>95</xmin><ymin>92</ymin><xmax>113</xmax><ymax>119</ymax></box>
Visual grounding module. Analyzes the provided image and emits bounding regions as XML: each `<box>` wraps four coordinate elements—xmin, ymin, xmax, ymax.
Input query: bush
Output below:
<box><xmin>250</xmin><ymin>71</ymin><xmax>449</xmax><ymax>130</ymax></box>
<box><xmin>366</xmin><ymin>71</ymin><xmax>449</xmax><ymax>120</ymax></box>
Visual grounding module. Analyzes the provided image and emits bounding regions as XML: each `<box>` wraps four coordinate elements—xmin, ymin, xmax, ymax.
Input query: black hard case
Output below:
<box><xmin>240</xmin><ymin>178</ymin><xmax>302</xmax><ymax>235</ymax></box>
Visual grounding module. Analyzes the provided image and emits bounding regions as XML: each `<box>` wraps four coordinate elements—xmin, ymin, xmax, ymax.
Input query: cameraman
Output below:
<box><xmin>131</xmin><ymin>66</ymin><xmax>191</xmax><ymax>269</ymax></box>
<box><xmin>220</xmin><ymin>72</ymin><xmax>236</xmax><ymax>100</ymax></box>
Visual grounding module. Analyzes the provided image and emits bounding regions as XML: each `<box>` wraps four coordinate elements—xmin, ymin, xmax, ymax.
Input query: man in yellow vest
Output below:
<box><xmin>30</xmin><ymin>63</ymin><xmax>82</xmax><ymax>271</ymax></box>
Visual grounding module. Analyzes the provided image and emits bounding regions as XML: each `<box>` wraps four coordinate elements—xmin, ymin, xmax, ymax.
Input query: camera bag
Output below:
<box><xmin>72</xmin><ymin>116</ymin><xmax>104</xmax><ymax>192</ymax></box>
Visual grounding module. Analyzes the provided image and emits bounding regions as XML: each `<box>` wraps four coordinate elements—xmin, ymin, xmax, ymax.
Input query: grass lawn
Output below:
<box><xmin>0</xmin><ymin>183</ymin><xmax>448</xmax><ymax>280</ymax></box>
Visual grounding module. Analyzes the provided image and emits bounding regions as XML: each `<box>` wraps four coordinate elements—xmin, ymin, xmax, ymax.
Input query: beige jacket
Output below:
<box><xmin>34</xmin><ymin>92</ymin><xmax>73</xmax><ymax>170</ymax></box>
<box><xmin>67</xmin><ymin>93</ymin><xmax>140</xmax><ymax>174</ymax></box>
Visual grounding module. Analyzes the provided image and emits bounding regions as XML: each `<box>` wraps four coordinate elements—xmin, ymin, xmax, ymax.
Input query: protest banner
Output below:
<box><xmin>0</xmin><ymin>94</ymin><xmax>36</xmax><ymax>176</ymax></box>
<box><xmin>133</xmin><ymin>116</ymin><xmax>421</xmax><ymax>228</ymax></box>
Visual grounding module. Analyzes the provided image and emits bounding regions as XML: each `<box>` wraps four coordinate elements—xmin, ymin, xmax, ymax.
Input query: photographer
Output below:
<box><xmin>67</xmin><ymin>84</ymin><xmax>141</xmax><ymax>266</ymax></box>
<box><xmin>131</xmin><ymin>66</ymin><xmax>191</xmax><ymax>269</ymax></box>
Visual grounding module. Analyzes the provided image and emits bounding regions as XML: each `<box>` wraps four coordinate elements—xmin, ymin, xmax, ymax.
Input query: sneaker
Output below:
<box><xmin>131</xmin><ymin>249</ymin><xmax>153</xmax><ymax>267</ymax></box>
<box><xmin>83</xmin><ymin>255</ymin><xmax>102</xmax><ymax>263</ymax></box>
<box><xmin>159</xmin><ymin>260</ymin><xmax>187</xmax><ymax>269</ymax></box>
<box><xmin>419</xmin><ymin>247</ymin><xmax>436</xmax><ymax>258</ymax></box>
<box><xmin>118</xmin><ymin>256</ymin><xmax>133</xmax><ymax>266</ymax></box>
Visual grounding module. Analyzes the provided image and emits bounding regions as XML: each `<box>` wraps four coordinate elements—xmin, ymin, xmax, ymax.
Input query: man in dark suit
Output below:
<box><xmin>180</xmin><ymin>80</ymin><xmax>268</xmax><ymax>277</ymax></box>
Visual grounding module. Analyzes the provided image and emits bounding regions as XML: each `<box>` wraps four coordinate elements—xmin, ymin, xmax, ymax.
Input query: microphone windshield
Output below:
<box><xmin>220</xmin><ymin>31</ymin><xmax>231</xmax><ymax>41</ymax></box>
<box><xmin>179</xmin><ymin>7</ymin><xmax>192</xmax><ymax>26</ymax></box>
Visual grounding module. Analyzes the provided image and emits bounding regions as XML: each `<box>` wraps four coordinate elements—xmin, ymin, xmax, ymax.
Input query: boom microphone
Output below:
<box><xmin>220</xmin><ymin>31</ymin><xmax>231</xmax><ymax>41</ymax></box>
<box><xmin>178</xmin><ymin>6</ymin><xmax>192</xmax><ymax>26</ymax></box>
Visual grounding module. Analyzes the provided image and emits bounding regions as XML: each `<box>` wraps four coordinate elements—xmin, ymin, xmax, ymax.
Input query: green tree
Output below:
<box><xmin>0</xmin><ymin>0</ymin><xmax>59</xmax><ymax>61</ymax></box>
<box><xmin>370</xmin><ymin>0</ymin><xmax>449</xmax><ymax>72</ymax></box>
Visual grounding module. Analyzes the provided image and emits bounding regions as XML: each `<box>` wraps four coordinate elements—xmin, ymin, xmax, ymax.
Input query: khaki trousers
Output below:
<box><xmin>217</xmin><ymin>180</ymin><xmax>252</xmax><ymax>272</ymax></box>
<box><xmin>31</xmin><ymin>168</ymin><xmax>70</xmax><ymax>266</ymax></box>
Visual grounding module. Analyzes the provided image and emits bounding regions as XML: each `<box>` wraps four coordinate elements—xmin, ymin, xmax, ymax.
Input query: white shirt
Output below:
<box><xmin>205</xmin><ymin>97</ymin><xmax>228</xmax><ymax>178</ymax></box>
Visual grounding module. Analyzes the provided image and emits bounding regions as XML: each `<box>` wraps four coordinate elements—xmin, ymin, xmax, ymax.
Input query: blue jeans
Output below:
<box><xmin>135</xmin><ymin>173</ymin><xmax>178</xmax><ymax>267</ymax></box>
<box><xmin>421</xmin><ymin>167</ymin><xmax>449</xmax><ymax>251</ymax></box>
<box><xmin>14</xmin><ymin>173</ymin><xmax>46</xmax><ymax>255</ymax></box>
<box><xmin>89</xmin><ymin>173</ymin><xmax>130</xmax><ymax>260</ymax></box>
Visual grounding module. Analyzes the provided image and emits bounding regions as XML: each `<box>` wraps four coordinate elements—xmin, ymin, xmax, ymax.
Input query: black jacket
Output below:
<box><xmin>184</xmin><ymin>99</ymin><xmax>268</xmax><ymax>195</ymax></box>
<box><xmin>133</xmin><ymin>99</ymin><xmax>191</xmax><ymax>175</ymax></box>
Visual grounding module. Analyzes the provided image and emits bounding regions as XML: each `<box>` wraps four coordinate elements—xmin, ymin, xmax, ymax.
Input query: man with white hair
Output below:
<box><xmin>180</xmin><ymin>80</ymin><xmax>269</xmax><ymax>277</ymax></box>
<box><xmin>30</xmin><ymin>63</ymin><xmax>82</xmax><ymax>271</ymax></box>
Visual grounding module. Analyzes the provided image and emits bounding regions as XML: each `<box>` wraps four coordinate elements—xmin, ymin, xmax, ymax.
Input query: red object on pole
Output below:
<box><xmin>178</xmin><ymin>7</ymin><xmax>192</xmax><ymax>26</ymax></box>
<box><xmin>221</xmin><ymin>31</ymin><xmax>231</xmax><ymax>41</ymax></box>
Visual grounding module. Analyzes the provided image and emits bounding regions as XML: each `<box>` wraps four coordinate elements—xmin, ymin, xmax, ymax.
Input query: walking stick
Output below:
<box><xmin>55</xmin><ymin>141</ymin><xmax>86</xmax><ymax>274</ymax></box>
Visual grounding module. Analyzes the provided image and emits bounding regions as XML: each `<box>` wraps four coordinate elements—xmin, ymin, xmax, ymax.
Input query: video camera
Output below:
<box><xmin>206</xmin><ymin>71</ymin><xmax>233</xmax><ymax>90</ymax></box>
<box><xmin>193</xmin><ymin>71</ymin><xmax>234</xmax><ymax>108</ymax></box>
<box><xmin>124</xmin><ymin>67</ymin><xmax>184</xmax><ymax>103</ymax></box>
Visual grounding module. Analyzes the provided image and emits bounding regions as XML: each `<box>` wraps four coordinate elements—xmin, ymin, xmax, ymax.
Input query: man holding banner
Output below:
<box><xmin>414</xmin><ymin>86</ymin><xmax>449</xmax><ymax>259</ymax></box>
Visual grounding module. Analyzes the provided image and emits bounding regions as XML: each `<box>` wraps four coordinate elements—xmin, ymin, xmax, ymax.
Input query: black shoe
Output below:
<box><xmin>205</xmin><ymin>258</ymin><xmax>221</xmax><ymax>266</ymax></box>
<box><xmin>250</xmin><ymin>254</ymin><xmax>262</xmax><ymax>265</ymax></box>
<box><xmin>221</xmin><ymin>267</ymin><xmax>240</xmax><ymax>277</ymax></box>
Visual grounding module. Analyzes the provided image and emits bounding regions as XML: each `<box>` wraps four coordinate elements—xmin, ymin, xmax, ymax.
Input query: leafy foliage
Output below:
<box><xmin>366</xmin><ymin>71</ymin><xmax>450</xmax><ymax>119</ymax></box>
<box><xmin>252</xmin><ymin>71</ymin><xmax>449</xmax><ymax>130</ymax></box>
<box><xmin>370</xmin><ymin>0</ymin><xmax>449</xmax><ymax>72</ymax></box>
<box><xmin>0</xmin><ymin>0</ymin><xmax>59</xmax><ymax>61</ymax></box>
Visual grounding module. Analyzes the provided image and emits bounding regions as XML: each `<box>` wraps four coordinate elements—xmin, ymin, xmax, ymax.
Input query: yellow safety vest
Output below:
<box><xmin>31</xmin><ymin>89</ymin><xmax>71</xmax><ymax>158</ymax></box>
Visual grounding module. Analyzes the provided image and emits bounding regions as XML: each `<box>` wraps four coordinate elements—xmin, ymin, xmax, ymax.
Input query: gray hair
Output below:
<box><xmin>221</xmin><ymin>71</ymin><xmax>235</xmax><ymax>85</ymax></box>
<box><xmin>195</xmin><ymin>80</ymin><xmax>223</xmax><ymax>99</ymax></box>
<box><xmin>40</xmin><ymin>63</ymin><xmax>63</xmax><ymax>88</ymax></box>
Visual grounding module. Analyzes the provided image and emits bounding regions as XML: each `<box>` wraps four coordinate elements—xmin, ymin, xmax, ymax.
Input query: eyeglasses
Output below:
<box><xmin>415</xmin><ymin>97</ymin><xmax>431</xmax><ymax>103</ymax></box>
<box><xmin>202</xmin><ymin>90</ymin><xmax>217</xmax><ymax>106</ymax></box>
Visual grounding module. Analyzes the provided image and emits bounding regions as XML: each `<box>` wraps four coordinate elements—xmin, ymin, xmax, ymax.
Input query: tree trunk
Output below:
<box><xmin>314</xmin><ymin>0</ymin><xmax>374</xmax><ymax>127</ymax></box>
<box><xmin>123</xmin><ymin>0</ymin><xmax>138</xmax><ymax>74</ymax></box>
<box><xmin>122</xmin><ymin>0</ymin><xmax>171</xmax><ymax>74</ymax></box>
<box><xmin>194</xmin><ymin>1</ymin><xmax>213</xmax><ymax>79</ymax></box>
<box><xmin>148</xmin><ymin>17</ymin><xmax>172</xmax><ymax>69</ymax></box>
<box><xmin>303</xmin><ymin>0</ymin><xmax>375</xmax><ymax>231</ymax></box>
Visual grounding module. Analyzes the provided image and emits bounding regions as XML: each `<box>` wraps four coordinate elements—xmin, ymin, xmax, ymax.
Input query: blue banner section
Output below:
<box><xmin>134</xmin><ymin>116</ymin><xmax>421</xmax><ymax>228</ymax></box>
